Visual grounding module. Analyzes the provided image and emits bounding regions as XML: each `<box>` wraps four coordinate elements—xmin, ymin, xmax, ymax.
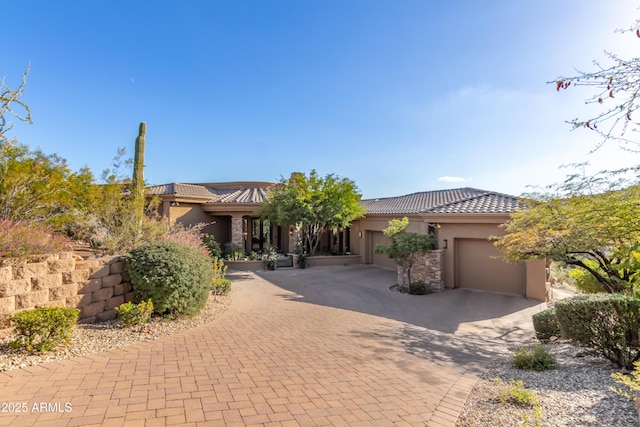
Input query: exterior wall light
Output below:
<box><xmin>443</xmin><ymin>239</ymin><xmax>448</xmax><ymax>249</ymax></box>
<box><xmin>358</xmin><ymin>231</ymin><xmax>363</xmax><ymax>238</ymax></box>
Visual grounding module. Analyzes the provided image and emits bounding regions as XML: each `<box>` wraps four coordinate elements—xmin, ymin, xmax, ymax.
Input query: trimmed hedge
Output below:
<box><xmin>532</xmin><ymin>308</ymin><xmax>560</xmax><ymax>341</ymax></box>
<box><xmin>126</xmin><ymin>240</ymin><xmax>213</xmax><ymax>316</ymax></box>
<box><xmin>555</xmin><ymin>294</ymin><xmax>640</xmax><ymax>369</ymax></box>
<box><xmin>9</xmin><ymin>307</ymin><xmax>79</xmax><ymax>352</ymax></box>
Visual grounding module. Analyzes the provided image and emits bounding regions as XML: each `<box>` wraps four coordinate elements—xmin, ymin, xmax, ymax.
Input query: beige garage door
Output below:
<box><xmin>456</xmin><ymin>238</ymin><xmax>525</xmax><ymax>295</ymax></box>
<box><xmin>370</xmin><ymin>231</ymin><xmax>397</xmax><ymax>270</ymax></box>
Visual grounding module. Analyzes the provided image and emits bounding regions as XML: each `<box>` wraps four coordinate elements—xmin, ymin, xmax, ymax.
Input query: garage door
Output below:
<box><xmin>369</xmin><ymin>231</ymin><xmax>397</xmax><ymax>270</ymax></box>
<box><xmin>456</xmin><ymin>238</ymin><xmax>525</xmax><ymax>295</ymax></box>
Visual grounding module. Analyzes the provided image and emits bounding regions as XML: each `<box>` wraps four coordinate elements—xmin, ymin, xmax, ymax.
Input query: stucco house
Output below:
<box><xmin>352</xmin><ymin>188</ymin><xmax>546</xmax><ymax>300</ymax></box>
<box><xmin>150</xmin><ymin>182</ymin><xmax>547</xmax><ymax>300</ymax></box>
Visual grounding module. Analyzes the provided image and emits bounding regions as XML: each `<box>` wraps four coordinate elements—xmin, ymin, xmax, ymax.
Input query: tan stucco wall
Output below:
<box><xmin>169</xmin><ymin>203</ymin><xmax>216</xmax><ymax>233</ymax></box>
<box><xmin>526</xmin><ymin>259</ymin><xmax>548</xmax><ymax>301</ymax></box>
<box><xmin>352</xmin><ymin>215</ymin><xmax>547</xmax><ymax>300</ymax></box>
<box><xmin>350</xmin><ymin>215</ymin><xmax>427</xmax><ymax>265</ymax></box>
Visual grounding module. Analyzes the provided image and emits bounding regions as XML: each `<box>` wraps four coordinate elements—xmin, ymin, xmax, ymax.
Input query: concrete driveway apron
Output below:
<box><xmin>0</xmin><ymin>265</ymin><xmax>544</xmax><ymax>426</ymax></box>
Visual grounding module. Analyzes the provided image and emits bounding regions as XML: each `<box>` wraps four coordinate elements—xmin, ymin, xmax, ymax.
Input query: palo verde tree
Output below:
<box><xmin>501</xmin><ymin>16</ymin><xmax>640</xmax><ymax>293</ymax></box>
<box><xmin>1</xmin><ymin>67</ymin><xmax>31</xmax><ymax>144</ymax></box>
<box><xmin>495</xmin><ymin>185</ymin><xmax>640</xmax><ymax>293</ymax></box>
<box><xmin>0</xmin><ymin>140</ymin><xmax>94</xmax><ymax>225</ymax></box>
<box><xmin>553</xmin><ymin>17</ymin><xmax>639</xmax><ymax>149</ymax></box>
<box><xmin>257</xmin><ymin>170</ymin><xmax>366</xmax><ymax>256</ymax></box>
<box><xmin>375</xmin><ymin>217</ymin><xmax>436</xmax><ymax>289</ymax></box>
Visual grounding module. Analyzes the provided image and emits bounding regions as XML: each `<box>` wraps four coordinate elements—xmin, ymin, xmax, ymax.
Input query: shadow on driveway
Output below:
<box><xmin>230</xmin><ymin>265</ymin><xmax>548</xmax><ymax>372</ymax></box>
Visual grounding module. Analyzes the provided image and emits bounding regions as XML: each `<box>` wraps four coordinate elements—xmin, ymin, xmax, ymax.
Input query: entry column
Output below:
<box><xmin>231</xmin><ymin>215</ymin><xmax>244</xmax><ymax>250</ymax></box>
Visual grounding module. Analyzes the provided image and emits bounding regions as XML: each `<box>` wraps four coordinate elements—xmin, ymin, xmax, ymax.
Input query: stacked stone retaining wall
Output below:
<box><xmin>0</xmin><ymin>252</ymin><xmax>133</xmax><ymax>329</ymax></box>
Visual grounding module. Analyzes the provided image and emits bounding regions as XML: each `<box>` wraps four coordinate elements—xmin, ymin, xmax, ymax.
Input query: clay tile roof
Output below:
<box><xmin>148</xmin><ymin>183</ymin><xmax>215</xmax><ymax>199</ymax></box>
<box><xmin>361</xmin><ymin>187</ymin><xmax>522</xmax><ymax>215</ymax></box>
<box><xmin>208</xmin><ymin>187</ymin><xmax>270</xmax><ymax>204</ymax></box>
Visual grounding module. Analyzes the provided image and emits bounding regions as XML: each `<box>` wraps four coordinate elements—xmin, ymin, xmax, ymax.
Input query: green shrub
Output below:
<box><xmin>513</xmin><ymin>344</ymin><xmax>556</xmax><ymax>371</ymax></box>
<box><xmin>212</xmin><ymin>277</ymin><xmax>232</xmax><ymax>296</ymax></box>
<box><xmin>212</xmin><ymin>257</ymin><xmax>227</xmax><ymax>279</ymax></box>
<box><xmin>409</xmin><ymin>281</ymin><xmax>428</xmax><ymax>295</ymax></box>
<box><xmin>499</xmin><ymin>379</ymin><xmax>538</xmax><ymax>407</ymax></box>
<box><xmin>9</xmin><ymin>307</ymin><xmax>79</xmax><ymax>352</ymax></box>
<box><xmin>532</xmin><ymin>308</ymin><xmax>560</xmax><ymax>341</ymax></box>
<box><xmin>555</xmin><ymin>293</ymin><xmax>640</xmax><ymax>369</ymax></box>
<box><xmin>224</xmin><ymin>242</ymin><xmax>245</xmax><ymax>260</ymax></box>
<box><xmin>126</xmin><ymin>241</ymin><xmax>213</xmax><ymax>316</ymax></box>
<box><xmin>499</xmin><ymin>379</ymin><xmax>543</xmax><ymax>426</ymax></box>
<box><xmin>115</xmin><ymin>299</ymin><xmax>153</xmax><ymax>326</ymax></box>
<box><xmin>203</xmin><ymin>234</ymin><xmax>222</xmax><ymax>259</ymax></box>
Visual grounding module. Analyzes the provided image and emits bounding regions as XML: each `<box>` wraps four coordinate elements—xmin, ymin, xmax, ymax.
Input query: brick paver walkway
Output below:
<box><xmin>0</xmin><ymin>267</ymin><xmax>539</xmax><ymax>426</ymax></box>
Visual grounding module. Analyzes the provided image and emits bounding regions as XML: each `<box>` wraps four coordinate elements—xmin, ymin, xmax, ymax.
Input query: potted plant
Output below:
<box><xmin>264</xmin><ymin>248</ymin><xmax>277</xmax><ymax>270</ymax></box>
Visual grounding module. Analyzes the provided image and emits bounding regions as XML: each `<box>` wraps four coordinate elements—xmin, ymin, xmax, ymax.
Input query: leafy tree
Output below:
<box><xmin>1</xmin><ymin>67</ymin><xmax>31</xmax><ymax>143</ymax></box>
<box><xmin>70</xmin><ymin>148</ymin><xmax>165</xmax><ymax>255</ymax></box>
<box><xmin>495</xmin><ymin>185</ymin><xmax>640</xmax><ymax>293</ymax></box>
<box><xmin>552</xmin><ymin>18</ymin><xmax>639</xmax><ymax>149</ymax></box>
<box><xmin>0</xmin><ymin>140</ymin><xmax>94</xmax><ymax>224</ymax></box>
<box><xmin>258</xmin><ymin>170</ymin><xmax>366</xmax><ymax>256</ymax></box>
<box><xmin>375</xmin><ymin>217</ymin><xmax>436</xmax><ymax>288</ymax></box>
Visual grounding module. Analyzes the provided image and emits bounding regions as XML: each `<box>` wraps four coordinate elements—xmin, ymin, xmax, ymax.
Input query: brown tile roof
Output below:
<box><xmin>207</xmin><ymin>187</ymin><xmax>270</xmax><ymax>204</ymax></box>
<box><xmin>361</xmin><ymin>188</ymin><xmax>522</xmax><ymax>215</ymax></box>
<box><xmin>148</xmin><ymin>183</ymin><xmax>215</xmax><ymax>199</ymax></box>
<box><xmin>149</xmin><ymin>182</ymin><xmax>270</xmax><ymax>204</ymax></box>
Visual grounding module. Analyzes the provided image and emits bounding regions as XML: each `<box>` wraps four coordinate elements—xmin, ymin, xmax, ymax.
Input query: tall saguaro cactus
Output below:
<box><xmin>131</xmin><ymin>122</ymin><xmax>146</xmax><ymax>218</ymax></box>
<box><xmin>130</xmin><ymin>121</ymin><xmax>146</xmax><ymax>242</ymax></box>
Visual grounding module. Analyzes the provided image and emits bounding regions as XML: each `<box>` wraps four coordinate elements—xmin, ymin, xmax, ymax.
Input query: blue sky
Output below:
<box><xmin>4</xmin><ymin>1</ymin><xmax>639</xmax><ymax>199</ymax></box>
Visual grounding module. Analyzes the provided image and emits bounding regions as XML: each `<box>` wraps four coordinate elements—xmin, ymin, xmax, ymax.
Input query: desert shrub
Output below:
<box><xmin>499</xmin><ymin>379</ymin><xmax>539</xmax><ymax>407</ymax></box>
<box><xmin>203</xmin><ymin>234</ymin><xmax>222</xmax><ymax>259</ymax></box>
<box><xmin>9</xmin><ymin>307</ymin><xmax>79</xmax><ymax>352</ymax></box>
<box><xmin>569</xmin><ymin>262</ymin><xmax>607</xmax><ymax>294</ymax></box>
<box><xmin>212</xmin><ymin>257</ymin><xmax>227</xmax><ymax>279</ymax></box>
<box><xmin>409</xmin><ymin>281</ymin><xmax>428</xmax><ymax>295</ymax></box>
<box><xmin>555</xmin><ymin>293</ymin><xmax>640</xmax><ymax>369</ymax></box>
<box><xmin>212</xmin><ymin>277</ymin><xmax>232</xmax><ymax>296</ymax></box>
<box><xmin>163</xmin><ymin>223</ymin><xmax>210</xmax><ymax>258</ymax></box>
<box><xmin>0</xmin><ymin>219</ymin><xmax>71</xmax><ymax>258</ymax></box>
<box><xmin>611</xmin><ymin>360</ymin><xmax>640</xmax><ymax>400</ymax></box>
<box><xmin>532</xmin><ymin>308</ymin><xmax>560</xmax><ymax>341</ymax></box>
<box><xmin>126</xmin><ymin>241</ymin><xmax>213</xmax><ymax>316</ymax></box>
<box><xmin>115</xmin><ymin>299</ymin><xmax>153</xmax><ymax>326</ymax></box>
<box><xmin>513</xmin><ymin>344</ymin><xmax>556</xmax><ymax>371</ymax></box>
<box><xmin>224</xmin><ymin>242</ymin><xmax>245</xmax><ymax>260</ymax></box>
<box><xmin>499</xmin><ymin>379</ymin><xmax>543</xmax><ymax>426</ymax></box>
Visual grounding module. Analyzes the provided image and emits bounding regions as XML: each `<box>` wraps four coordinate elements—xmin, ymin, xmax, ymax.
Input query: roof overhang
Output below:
<box><xmin>201</xmin><ymin>203</ymin><xmax>261</xmax><ymax>214</ymax></box>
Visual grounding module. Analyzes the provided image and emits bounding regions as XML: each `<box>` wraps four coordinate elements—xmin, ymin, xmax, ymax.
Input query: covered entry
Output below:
<box><xmin>455</xmin><ymin>238</ymin><xmax>525</xmax><ymax>295</ymax></box>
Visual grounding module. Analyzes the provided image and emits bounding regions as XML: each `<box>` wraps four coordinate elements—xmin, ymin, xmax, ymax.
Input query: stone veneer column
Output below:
<box><xmin>287</xmin><ymin>227</ymin><xmax>301</xmax><ymax>253</ymax></box>
<box><xmin>231</xmin><ymin>215</ymin><xmax>244</xmax><ymax>248</ymax></box>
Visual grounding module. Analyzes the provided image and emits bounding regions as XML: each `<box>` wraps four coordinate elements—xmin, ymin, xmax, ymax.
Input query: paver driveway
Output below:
<box><xmin>0</xmin><ymin>265</ymin><xmax>544</xmax><ymax>426</ymax></box>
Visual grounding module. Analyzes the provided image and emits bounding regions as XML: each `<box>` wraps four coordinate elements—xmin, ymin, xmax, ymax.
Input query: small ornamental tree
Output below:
<box><xmin>375</xmin><ymin>217</ymin><xmax>436</xmax><ymax>289</ymax></box>
<box><xmin>257</xmin><ymin>170</ymin><xmax>366</xmax><ymax>256</ymax></box>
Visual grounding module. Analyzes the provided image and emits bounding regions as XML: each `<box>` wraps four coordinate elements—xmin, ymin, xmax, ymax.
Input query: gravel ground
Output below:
<box><xmin>456</xmin><ymin>342</ymin><xmax>639</xmax><ymax>427</ymax></box>
<box><xmin>0</xmin><ymin>293</ymin><xmax>231</xmax><ymax>372</ymax></box>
